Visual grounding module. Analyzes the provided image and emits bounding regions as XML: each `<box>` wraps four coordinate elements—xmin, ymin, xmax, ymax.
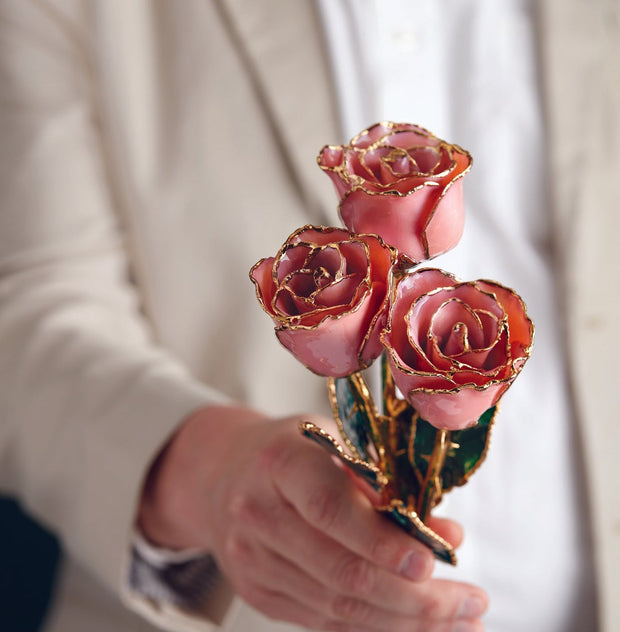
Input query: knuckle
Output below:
<box><xmin>333</xmin><ymin>556</ymin><xmax>375</xmax><ymax>595</ymax></box>
<box><xmin>331</xmin><ymin>595</ymin><xmax>371</xmax><ymax>622</ymax></box>
<box><xmin>367</xmin><ymin>533</ymin><xmax>398</xmax><ymax>568</ymax></box>
<box><xmin>223</xmin><ymin>532</ymin><xmax>252</xmax><ymax>565</ymax></box>
<box><xmin>256</xmin><ymin>439</ymin><xmax>287</xmax><ymax>474</ymax></box>
<box><xmin>418</xmin><ymin>594</ymin><xmax>443</xmax><ymax>620</ymax></box>
<box><xmin>227</xmin><ymin>492</ymin><xmax>271</xmax><ymax>532</ymax></box>
<box><xmin>306</xmin><ymin>485</ymin><xmax>342</xmax><ymax>530</ymax></box>
<box><xmin>257</xmin><ymin>432</ymin><xmax>299</xmax><ymax>478</ymax></box>
<box><xmin>227</xmin><ymin>491</ymin><xmax>252</xmax><ymax>520</ymax></box>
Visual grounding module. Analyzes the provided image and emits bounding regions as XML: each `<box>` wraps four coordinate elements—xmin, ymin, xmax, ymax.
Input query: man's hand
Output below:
<box><xmin>138</xmin><ymin>405</ymin><xmax>488</xmax><ymax>631</ymax></box>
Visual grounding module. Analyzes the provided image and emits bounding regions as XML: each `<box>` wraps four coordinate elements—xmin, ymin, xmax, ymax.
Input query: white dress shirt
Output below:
<box><xmin>318</xmin><ymin>1</ymin><xmax>596</xmax><ymax>631</ymax></box>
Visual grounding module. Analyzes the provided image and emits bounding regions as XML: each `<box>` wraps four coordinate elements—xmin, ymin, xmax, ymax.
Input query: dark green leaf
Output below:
<box><xmin>441</xmin><ymin>406</ymin><xmax>497</xmax><ymax>492</ymax></box>
<box><xmin>328</xmin><ymin>375</ymin><xmax>375</xmax><ymax>461</ymax></box>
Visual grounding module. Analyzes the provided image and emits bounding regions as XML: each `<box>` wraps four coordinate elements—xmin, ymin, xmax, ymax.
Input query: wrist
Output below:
<box><xmin>136</xmin><ymin>404</ymin><xmax>266</xmax><ymax>551</ymax></box>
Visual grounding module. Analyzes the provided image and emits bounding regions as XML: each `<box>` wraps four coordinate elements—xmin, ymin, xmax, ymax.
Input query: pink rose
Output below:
<box><xmin>381</xmin><ymin>269</ymin><xmax>533</xmax><ymax>430</ymax></box>
<box><xmin>318</xmin><ymin>122</ymin><xmax>473</xmax><ymax>263</ymax></box>
<box><xmin>250</xmin><ymin>225</ymin><xmax>397</xmax><ymax>377</ymax></box>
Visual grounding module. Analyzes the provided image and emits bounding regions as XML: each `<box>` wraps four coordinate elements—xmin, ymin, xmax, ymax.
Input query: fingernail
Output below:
<box><xmin>398</xmin><ymin>550</ymin><xmax>429</xmax><ymax>580</ymax></box>
<box><xmin>457</xmin><ymin>595</ymin><xmax>487</xmax><ymax>619</ymax></box>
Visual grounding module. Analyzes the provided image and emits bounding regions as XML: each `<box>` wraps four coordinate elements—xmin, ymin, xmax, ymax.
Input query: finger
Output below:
<box><xmin>227</xmin><ymin>489</ymin><xmax>487</xmax><ymax>621</ymax></box>
<box><xmin>426</xmin><ymin>516</ymin><xmax>464</xmax><ymax>549</ymax></box>
<box><xmin>226</xmin><ymin>534</ymin><xmax>487</xmax><ymax>631</ymax></box>
<box><xmin>270</xmin><ymin>437</ymin><xmax>436</xmax><ymax>579</ymax></box>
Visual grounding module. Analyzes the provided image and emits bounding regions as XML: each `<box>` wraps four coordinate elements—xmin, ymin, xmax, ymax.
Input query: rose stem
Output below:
<box><xmin>416</xmin><ymin>428</ymin><xmax>449</xmax><ymax>521</ymax></box>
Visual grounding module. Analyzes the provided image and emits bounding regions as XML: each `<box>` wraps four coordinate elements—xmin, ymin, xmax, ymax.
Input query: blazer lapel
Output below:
<box><xmin>216</xmin><ymin>0</ymin><xmax>341</xmax><ymax>224</ymax></box>
<box><xmin>538</xmin><ymin>1</ymin><xmax>620</xmax><ymax>630</ymax></box>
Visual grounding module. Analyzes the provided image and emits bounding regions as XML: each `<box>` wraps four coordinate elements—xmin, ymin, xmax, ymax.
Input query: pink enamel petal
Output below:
<box><xmin>409</xmin><ymin>146</ymin><xmax>442</xmax><ymax>175</ymax></box>
<box><xmin>340</xmin><ymin>187</ymin><xmax>441</xmax><ymax>262</ymax></box>
<box><xmin>383</xmin><ymin>130</ymin><xmax>437</xmax><ymax>150</ymax></box>
<box><xmin>276</xmin><ymin>244</ymin><xmax>313</xmax><ymax>281</ymax></box>
<box><xmin>288</xmin><ymin>293</ymin><xmax>319</xmax><ymax>316</ymax></box>
<box><xmin>358</xmin><ymin>281</ymin><xmax>390</xmax><ymax>365</ymax></box>
<box><xmin>477</xmin><ymin>311</ymin><xmax>501</xmax><ymax>347</ymax></box>
<box><xmin>387</xmin><ymin>153</ymin><xmax>415</xmax><ymax>177</ymax></box>
<box><xmin>382</xmin><ymin>317</ymin><xmax>437</xmax><ymax>374</ymax></box>
<box><xmin>291</xmin><ymin>226</ymin><xmax>352</xmax><ymax>247</ymax></box>
<box><xmin>309</xmin><ymin>246</ymin><xmax>343</xmax><ymax>277</ymax></box>
<box><xmin>478</xmin><ymin>327</ymin><xmax>510</xmax><ymax>371</ymax></box>
<box><xmin>383</xmin><ymin>271</ymin><xmax>455</xmax><ymax>372</ymax></box>
<box><xmin>426</xmin><ymin>336</ymin><xmax>458</xmax><ymax>372</ymax></box>
<box><xmin>406</xmin><ymin>292</ymin><xmax>460</xmax><ymax>353</ymax></box>
<box><xmin>250</xmin><ymin>257</ymin><xmax>277</xmax><ymax>317</ymax></box>
<box><xmin>388</xmin><ymin>176</ymin><xmax>439</xmax><ymax>196</ymax></box>
<box><xmin>443</xmin><ymin>322</ymin><xmax>468</xmax><ymax>356</ymax></box>
<box><xmin>361</xmin><ymin>147</ymin><xmax>387</xmax><ymax>182</ymax></box>
<box><xmin>318</xmin><ymin>145</ymin><xmax>344</xmax><ymax>169</ymax></box>
<box><xmin>476</xmin><ymin>280</ymin><xmax>534</xmax><ymax>354</ymax></box>
<box><xmin>338</xmin><ymin>240</ymin><xmax>370</xmax><ymax>275</ymax></box>
<box><xmin>397</xmin><ymin>269</ymin><xmax>459</xmax><ymax>304</ymax></box>
<box><xmin>430</xmin><ymin>299</ymin><xmax>488</xmax><ymax>350</ymax></box>
<box><xmin>406</xmin><ymin>382</ymin><xmax>508</xmax><ymax>430</ymax></box>
<box><xmin>352</xmin><ymin>122</ymin><xmax>395</xmax><ymax>148</ymax></box>
<box><xmin>423</xmin><ymin>179</ymin><xmax>466</xmax><ymax>259</ymax></box>
<box><xmin>361</xmin><ymin>234</ymin><xmax>397</xmax><ymax>281</ymax></box>
<box><xmin>312</xmin><ymin>275</ymin><xmax>362</xmax><ymax>307</ymax></box>
<box><xmin>452</xmin><ymin>284</ymin><xmax>505</xmax><ymax>319</ymax></box>
<box><xmin>275</xmin><ymin>290</ymin><xmax>378</xmax><ymax>377</ymax></box>
<box><xmin>432</xmin><ymin>146</ymin><xmax>454</xmax><ymax>176</ymax></box>
<box><xmin>385</xmin><ymin>351</ymin><xmax>455</xmax><ymax>393</ymax></box>
<box><xmin>317</xmin><ymin>146</ymin><xmax>351</xmax><ymax>198</ymax></box>
<box><xmin>440</xmin><ymin>145</ymin><xmax>471</xmax><ymax>182</ymax></box>
<box><xmin>285</xmin><ymin>271</ymin><xmax>317</xmax><ymax>298</ymax></box>
<box><xmin>346</xmin><ymin>149</ymin><xmax>376</xmax><ymax>182</ymax></box>
<box><xmin>273</xmin><ymin>286</ymin><xmax>303</xmax><ymax>318</ymax></box>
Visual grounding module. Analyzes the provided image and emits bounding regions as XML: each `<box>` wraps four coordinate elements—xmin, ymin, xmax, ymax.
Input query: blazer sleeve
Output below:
<box><xmin>0</xmin><ymin>1</ymin><xmax>229</xmax><ymax>625</ymax></box>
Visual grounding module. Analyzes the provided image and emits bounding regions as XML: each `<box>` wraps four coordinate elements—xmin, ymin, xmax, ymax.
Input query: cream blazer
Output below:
<box><xmin>0</xmin><ymin>1</ymin><xmax>618</xmax><ymax>631</ymax></box>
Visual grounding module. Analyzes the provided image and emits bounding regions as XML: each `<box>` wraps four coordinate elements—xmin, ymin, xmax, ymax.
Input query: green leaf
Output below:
<box><xmin>327</xmin><ymin>375</ymin><xmax>376</xmax><ymax>462</ymax></box>
<box><xmin>441</xmin><ymin>406</ymin><xmax>497</xmax><ymax>492</ymax></box>
<box><xmin>299</xmin><ymin>422</ymin><xmax>386</xmax><ymax>491</ymax></box>
<box><xmin>377</xmin><ymin>500</ymin><xmax>456</xmax><ymax>565</ymax></box>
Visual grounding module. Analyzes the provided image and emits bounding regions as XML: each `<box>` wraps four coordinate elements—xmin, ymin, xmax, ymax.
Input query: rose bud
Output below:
<box><xmin>381</xmin><ymin>268</ymin><xmax>533</xmax><ymax>430</ymax></box>
<box><xmin>250</xmin><ymin>225</ymin><xmax>397</xmax><ymax>377</ymax></box>
<box><xmin>318</xmin><ymin>122</ymin><xmax>473</xmax><ymax>263</ymax></box>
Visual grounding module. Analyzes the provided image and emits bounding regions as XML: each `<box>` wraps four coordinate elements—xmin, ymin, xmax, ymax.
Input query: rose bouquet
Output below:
<box><xmin>251</xmin><ymin>122</ymin><xmax>533</xmax><ymax>564</ymax></box>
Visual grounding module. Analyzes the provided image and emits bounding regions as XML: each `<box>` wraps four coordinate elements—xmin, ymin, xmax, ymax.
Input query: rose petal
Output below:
<box><xmin>318</xmin><ymin>145</ymin><xmax>344</xmax><ymax>169</ymax></box>
<box><xmin>340</xmin><ymin>186</ymin><xmax>443</xmax><ymax>262</ymax></box>
<box><xmin>351</xmin><ymin>122</ymin><xmax>398</xmax><ymax>148</ymax></box>
<box><xmin>405</xmin><ymin>381</ymin><xmax>508</xmax><ymax>430</ymax></box>
<box><xmin>276</xmin><ymin>244</ymin><xmax>313</xmax><ymax>282</ymax></box>
<box><xmin>476</xmin><ymin>280</ymin><xmax>534</xmax><ymax>355</ymax></box>
<box><xmin>422</xmin><ymin>178</ymin><xmax>466</xmax><ymax>259</ymax></box>
<box><xmin>430</xmin><ymin>299</ymin><xmax>489</xmax><ymax>351</ymax></box>
<box><xmin>312</xmin><ymin>274</ymin><xmax>363</xmax><ymax>307</ymax></box>
<box><xmin>382</xmin><ymin>129</ymin><xmax>437</xmax><ymax>150</ymax></box>
<box><xmin>409</xmin><ymin>146</ymin><xmax>442</xmax><ymax>174</ymax></box>
<box><xmin>276</xmin><ymin>286</ymin><xmax>379</xmax><ymax>377</ymax></box>
<box><xmin>291</xmin><ymin>226</ymin><xmax>353</xmax><ymax>247</ymax></box>
<box><xmin>249</xmin><ymin>257</ymin><xmax>277</xmax><ymax>317</ymax></box>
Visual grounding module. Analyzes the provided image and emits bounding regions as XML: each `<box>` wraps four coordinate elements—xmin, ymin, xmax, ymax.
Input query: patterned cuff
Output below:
<box><xmin>129</xmin><ymin>533</ymin><xmax>223</xmax><ymax>612</ymax></box>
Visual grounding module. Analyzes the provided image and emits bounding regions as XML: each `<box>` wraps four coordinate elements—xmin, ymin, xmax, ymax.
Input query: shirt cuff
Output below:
<box><xmin>129</xmin><ymin>531</ymin><xmax>224</xmax><ymax>613</ymax></box>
